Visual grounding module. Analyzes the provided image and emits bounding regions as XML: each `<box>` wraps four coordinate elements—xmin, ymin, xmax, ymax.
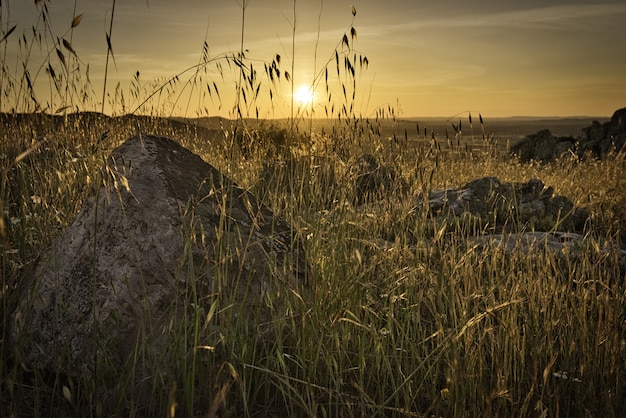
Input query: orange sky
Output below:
<box><xmin>2</xmin><ymin>0</ymin><xmax>625</xmax><ymax>118</ymax></box>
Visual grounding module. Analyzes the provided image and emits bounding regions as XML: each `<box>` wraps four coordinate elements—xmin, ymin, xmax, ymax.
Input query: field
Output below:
<box><xmin>1</xmin><ymin>2</ymin><xmax>625</xmax><ymax>417</ymax></box>
<box><xmin>2</xmin><ymin>111</ymin><xmax>625</xmax><ymax>417</ymax></box>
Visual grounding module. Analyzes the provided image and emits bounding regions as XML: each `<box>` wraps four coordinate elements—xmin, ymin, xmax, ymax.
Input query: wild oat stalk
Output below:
<box><xmin>101</xmin><ymin>0</ymin><xmax>116</xmax><ymax>114</ymax></box>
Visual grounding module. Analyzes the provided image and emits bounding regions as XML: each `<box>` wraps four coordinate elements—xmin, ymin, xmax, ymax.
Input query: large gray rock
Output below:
<box><xmin>10</xmin><ymin>135</ymin><xmax>305</xmax><ymax>408</ymax></box>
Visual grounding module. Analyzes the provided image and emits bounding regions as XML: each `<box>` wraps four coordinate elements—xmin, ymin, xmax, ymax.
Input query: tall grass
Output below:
<box><xmin>2</xmin><ymin>1</ymin><xmax>625</xmax><ymax>417</ymax></box>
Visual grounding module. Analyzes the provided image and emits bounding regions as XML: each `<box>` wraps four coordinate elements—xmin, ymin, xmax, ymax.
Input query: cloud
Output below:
<box><xmin>456</xmin><ymin>3</ymin><xmax>626</xmax><ymax>29</ymax></box>
<box><xmin>362</xmin><ymin>3</ymin><xmax>626</xmax><ymax>35</ymax></box>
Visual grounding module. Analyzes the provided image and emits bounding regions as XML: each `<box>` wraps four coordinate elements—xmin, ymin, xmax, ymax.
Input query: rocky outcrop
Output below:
<box><xmin>510</xmin><ymin>129</ymin><xmax>576</xmax><ymax>163</ymax></box>
<box><xmin>511</xmin><ymin>107</ymin><xmax>626</xmax><ymax>163</ymax></box>
<box><xmin>360</xmin><ymin>176</ymin><xmax>624</xmax><ymax>265</ymax></box>
<box><xmin>9</xmin><ymin>135</ymin><xmax>305</xmax><ymax>409</ymax></box>
<box><xmin>578</xmin><ymin>107</ymin><xmax>626</xmax><ymax>159</ymax></box>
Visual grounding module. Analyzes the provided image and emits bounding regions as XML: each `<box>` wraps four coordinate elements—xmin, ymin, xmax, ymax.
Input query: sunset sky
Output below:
<box><xmin>3</xmin><ymin>0</ymin><xmax>625</xmax><ymax>118</ymax></box>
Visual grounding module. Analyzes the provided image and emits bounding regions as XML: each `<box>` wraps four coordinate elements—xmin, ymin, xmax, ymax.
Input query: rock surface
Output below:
<box><xmin>511</xmin><ymin>107</ymin><xmax>626</xmax><ymax>162</ymax></box>
<box><xmin>469</xmin><ymin>231</ymin><xmax>626</xmax><ymax>275</ymax></box>
<box><xmin>10</xmin><ymin>135</ymin><xmax>304</xmax><ymax>405</ymax></box>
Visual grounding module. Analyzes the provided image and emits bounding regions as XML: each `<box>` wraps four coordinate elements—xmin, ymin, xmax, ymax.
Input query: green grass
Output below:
<box><xmin>2</xmin><ymin>2</ymin><xmax>626</xmax><ymax>417</ymax></box>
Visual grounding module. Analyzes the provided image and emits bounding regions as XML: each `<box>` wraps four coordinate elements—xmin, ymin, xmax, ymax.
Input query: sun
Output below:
<box><xmin>294</xmin><ymin>85</ymin><xmax>314</xmax><ymax>106</ymax></box>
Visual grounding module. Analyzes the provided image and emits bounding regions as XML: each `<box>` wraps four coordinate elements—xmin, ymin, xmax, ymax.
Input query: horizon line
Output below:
<box><xmin>0</xmin><ymin>110</ymin><xmax>613</xmax><ymax>120</ymax></box>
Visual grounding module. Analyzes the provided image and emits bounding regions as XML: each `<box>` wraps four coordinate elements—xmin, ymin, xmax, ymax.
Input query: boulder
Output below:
<box><xmin>9</xmin><ymin>135</ymin><xmax>305</xmax><ymax>408</ymax></box>
<box><xmin>510</xmin><ymin>129</ymin><xmax>576</xmax><ymax>163</ymax></box>
<box><xmin>417</xmin><ymin>177</ymin><xmax>587</xmax><ymax>233</ymax></box>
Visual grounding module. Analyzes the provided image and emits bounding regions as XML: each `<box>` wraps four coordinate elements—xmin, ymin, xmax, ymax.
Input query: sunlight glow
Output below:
<box><xmin>294</xmin><ymin>85</ymin><xmax>314</xmax><ymax>106</ymax></box>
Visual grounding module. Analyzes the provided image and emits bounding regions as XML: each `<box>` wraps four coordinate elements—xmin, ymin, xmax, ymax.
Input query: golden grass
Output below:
<box><xmin>2</xmin><ymin>110</ymin><xmax>624</xmax><ymax>417</ymax></box>
<box><xmin>1</xmin><ymin>2</ymin><xmax>625</xmax><ymax>416</ymax></box>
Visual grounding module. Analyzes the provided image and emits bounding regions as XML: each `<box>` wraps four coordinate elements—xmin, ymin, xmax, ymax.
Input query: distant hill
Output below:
<box><xmin>1</xmin><ymin>111</ymin><xmax>610</xmax><ymax>146</ymax></box>
<box><xmin>402</xmin><ymin>116</ymin><xmax>610</xmax><ymax>142</ymax></box>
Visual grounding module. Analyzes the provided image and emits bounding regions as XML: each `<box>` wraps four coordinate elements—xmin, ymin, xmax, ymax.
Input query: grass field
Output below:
<box><xmin>1</xmin><ymin>2</ymin><xmax>625</xmax><ymax>417</ymax></box>
<box><xmin>2</xmin><ymin>110</ymin><xmax>625</xmax><ymax>417</ymax></box>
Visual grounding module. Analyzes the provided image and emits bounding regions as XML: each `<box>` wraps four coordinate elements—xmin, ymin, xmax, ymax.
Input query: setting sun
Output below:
<box><xmin>294</xmin><ymin>85</ymin><xmax>314</xmax><ymax>106</ymax></box>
